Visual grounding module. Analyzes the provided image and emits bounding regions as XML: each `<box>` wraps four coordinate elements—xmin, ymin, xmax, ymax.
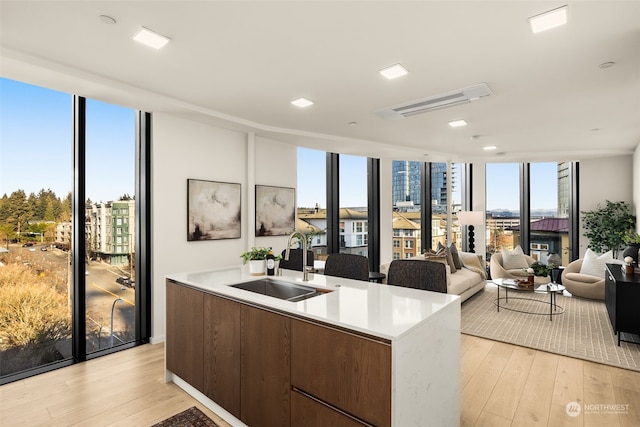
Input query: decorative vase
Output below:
<box><xmin>622</xmin><ymin>244</ymin><xmax>640</xmax><ymax>266</ymax></box>
<box><xmin>624</xmin><ymin>264</ymin><xmax>634</xmax><ymax>275</ymax></box>
<box><xmin>249</xmin><ymin>260</ymin><xmax>266</xmax><ymax>275</ymax></box>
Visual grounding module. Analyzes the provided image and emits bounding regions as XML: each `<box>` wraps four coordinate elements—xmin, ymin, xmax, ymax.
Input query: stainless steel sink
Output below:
<box><xmin>230</xmin><ymin>278</ymin><xmax>329</xmax><ymax>302</ymax></box>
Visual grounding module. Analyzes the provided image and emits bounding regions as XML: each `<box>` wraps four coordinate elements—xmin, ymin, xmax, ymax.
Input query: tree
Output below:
<box><xmin>582</xmin><ymin>200</ymin><xmax>636</xmax><ymax>256</ymax></box>
<box><xmin>0</xmin><ymin>223</ymin><xmax>15</xmax><ymax>248</ymax></box>
<box><xmin>59</xmin><ymin>192</ymin><xmax>72</xmax><ymax>222</ymax></box>
<box><xmin>6</xmin><ymin>190</ymin><xmax>31</xmax><ymax>238</ymax></box>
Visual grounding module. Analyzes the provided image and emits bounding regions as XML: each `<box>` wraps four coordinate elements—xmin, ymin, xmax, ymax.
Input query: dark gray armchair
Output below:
<box><xmin>323</xmin><ymin>253</ymin><xmax>369</xmax><ymax>281</ymax></box>
<box><xmin>387</xmin><ymin>259</ymin><xmax>447</xmax><ymax>293</ymax></box>
<box><xmin>278</xmin><ymin>249</ymin><xmax>314</xmax><ymax>272</ymax></box>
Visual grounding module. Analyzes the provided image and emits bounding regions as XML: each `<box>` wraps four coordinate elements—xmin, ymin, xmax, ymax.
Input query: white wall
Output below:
<box><xmin>578</xmin><ymin>154</ymin><xmax>634</xmax><ymax>257</ymax></box>
<box><xmin>150</xmin><ymin>114</ymin><xmax>296</xmax><ymax>342</ymax></box>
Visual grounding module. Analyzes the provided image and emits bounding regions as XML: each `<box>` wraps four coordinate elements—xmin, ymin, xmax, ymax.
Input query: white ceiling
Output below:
<box><xmin>1</xmin><ymin>1</ymin><xmax>639</xmax><ymax>163</ymax></box>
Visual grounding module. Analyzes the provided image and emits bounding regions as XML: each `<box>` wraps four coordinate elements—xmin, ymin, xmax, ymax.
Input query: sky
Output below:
<box><xmin>0</xmin><ymin>77</ymin><xmax>135</xmax><ymax>203</ymax></box>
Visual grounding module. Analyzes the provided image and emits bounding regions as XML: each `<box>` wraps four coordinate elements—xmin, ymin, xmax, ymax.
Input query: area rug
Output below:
<box><xmin>461</xmin><ymin>283</ymin><xmax>640</xmax><ymax>372</ymax></box>
<box><xmin>151</xmin><ymin>406</ymin><xmax>220</xmax><ymax>427</ymax></box>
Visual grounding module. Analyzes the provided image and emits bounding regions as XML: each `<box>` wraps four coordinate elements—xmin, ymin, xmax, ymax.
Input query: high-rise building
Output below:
<box><xmin>392</xmin><ymin>160</ymin><xmax>421</xmax><ymax>210</ymax></box>
<box><xmin>557</xmin><ymin>162</ymin><xmax>570</xmax><ymax>218</ymax></box>
<box><xmin>392</xmin><ymin>161</ymin><xmax>460</xmax><ymax>214</ymax></box>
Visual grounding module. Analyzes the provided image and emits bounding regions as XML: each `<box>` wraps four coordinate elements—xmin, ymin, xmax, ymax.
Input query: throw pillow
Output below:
<box><xmin>579</xmin><ymin>248</ymin><xmax>613</xmax><ymax>278</ymax></box>
<box><xmin>449</xmin><ymin>244</ymin><xmax>463</xmax><ymax>270</ymax></box>
<box><xmin>501</xmin><ymin>245</ymin><xmax>529</xmax><ymax>270</ymax></box>
<box><xmin>436</xmin><ymin>242</ymin><xmax>457</xmax><ymax>274</ymax></box>
<box><xmin>423</xmin><ymin>253</ymin><xmax>449</xmax><ymax>266</ymax></box>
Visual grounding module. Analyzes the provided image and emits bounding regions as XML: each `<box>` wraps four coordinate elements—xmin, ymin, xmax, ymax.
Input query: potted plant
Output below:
<box><xmin>241</xmin><ymin>247</ymin><xmax>271</xmax><ymax>275</ymax></box>
<box><xmin>530</xmin><ymin>261</ymin><xmax>555</xmax><ymax>277</ymax></box>
<box><xmin>581</xmin><ymin>200</ymin><xmax>636</xmax><ymax>257</ymax></box>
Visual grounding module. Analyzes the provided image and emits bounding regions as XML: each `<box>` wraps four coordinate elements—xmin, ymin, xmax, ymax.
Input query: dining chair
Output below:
<box><xmin>386</xmin><ymin>259</ymin><xmax>447</xmax><ymax>293</ymax></box>
<box><xmin>278</xmin><ymin>249</ymin><xmax>315</xmax><ymax>272</ymax></box>
<box><xmin>323</xmin><ymin>253</ymin><xmax>369</xmax><ymax>281</ymax></box>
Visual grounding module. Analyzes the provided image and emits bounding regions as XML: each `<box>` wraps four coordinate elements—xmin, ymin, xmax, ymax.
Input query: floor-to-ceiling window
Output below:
<box><xmin>391</xmin><ymin>160</ymin><xmax>422</xmax><ymax>259</ymax></box>
<box><xmin>85</xmin><ymin>99</ymin><xmax>137</xmax><ymax>353</ymax></box>
<box><xmin>0</xmin><ymin>77</ymin><xmax>149</xmax><ymax>384</ymax></box>
<box><xmin>485</xmin><ymin>163</ymin><xmax>521</xmax><ymax>261</ymax></box>
<box><xmin>296</xmin><ymin>147</ymin><xmax>327</xmax><ymax>258</ymax></box>
<box><xmin>486</xmin><ymin>162</ymin><xmax>574</xmax><ymax>266</ymax></box>
<box><xmin>530</xmin><ymin>162</ymin><xmax>570</xmax><ymax>265</ymax></box>
<box><xmin>430</xmin><ymin>162</ymin><xmax>462</xmax><ymax>249</ymax></box>
<box><xmin>339</xmin><ymin>155</ymin><xmax>368</xmax><ymax>257</ymax></box>
<box><xmin>0</xmin><ymin>78</ymin><xmax>73</xmax><ymax>378</ymax></box>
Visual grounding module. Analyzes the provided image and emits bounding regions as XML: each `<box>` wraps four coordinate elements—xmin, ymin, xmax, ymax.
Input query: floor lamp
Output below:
<box><xmin>457</xmin><ymin>211</ymin><xmax>484</xmax><ymax>253</ymax></box>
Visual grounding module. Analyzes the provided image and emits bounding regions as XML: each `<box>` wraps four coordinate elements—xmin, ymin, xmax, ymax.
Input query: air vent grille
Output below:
<box><xmin>375</xmin><ymin>83</ymin><xmax>493</xmax><ymax>119</ymax></box>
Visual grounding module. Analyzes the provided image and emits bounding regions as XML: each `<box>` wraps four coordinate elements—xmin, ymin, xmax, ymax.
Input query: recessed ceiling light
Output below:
<box><xmin>348</xmin><ymin>122</ymin><xmax>357</xmax><ymax>126</ymax></box>
<box><xmin>483</xmin><ymin>145</ymin><xmax>497</xmax><ymax>151</ymax></box>
<box><xmin>448</xmin><ymin>119</ymin><xmax>468</xmax><ymax>128</ymax></box>
<box><xmin>529</xmin><ymin>5</ymin><xmax>568</xmax><ymax>34</ymax></box>
<box><xmin>291</xmin><ymin>97</ymin><xmax>314</xmax><ymax>108</ymax></box>
<box><xmin>599</xmin><ymin>61</ymin><xmax>615</xmax><ymax>69</ymax></box>
<box><xmin>379</xmin><ymin>63</ymin><xmax>408</xmax><ymax>80</ymax></box>
<box><xmin>98</xmin><ymin>15</ymin><xmax>116</xmax><ymax>25</ymax></box>
<box><xmin>132</xmin><ymin>27</ymin><xmax>170</xmax><ymax>49</ymax></box>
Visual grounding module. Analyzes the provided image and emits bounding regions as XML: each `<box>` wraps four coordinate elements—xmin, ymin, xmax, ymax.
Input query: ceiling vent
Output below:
<box><xmin>375</xmin><ymin>83</ymin><xmax>493</xmax><ymax>119</ymax></box>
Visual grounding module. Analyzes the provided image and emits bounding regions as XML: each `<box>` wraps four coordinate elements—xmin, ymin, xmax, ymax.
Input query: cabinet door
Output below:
<box><xmin>291</xmin><ymin>319</ymin><xmax>392</xmax><ymax>427</ymax></box>
<box><xmin>291</xmin><ymin>389</ymin><xmax>368</xmax><ymax>427</ymax></box>
<box><xmin>605</xmin><ymin>273</ymin><xmax>616</xmax><ymax>331</ymax></box>
<box><xmin>204</xmin><ymin>294</ymin><xmax>241</xmax><ymax>418</ymax></box>
<box><xmin>240</xmin><ymin>305</ymin><xmax>291</xmax><ymax>427</ymax></box>
<box><xmin>166</xmin><ymin>280</ymin><xmax>204</xmax><ymax>392</ymax></box>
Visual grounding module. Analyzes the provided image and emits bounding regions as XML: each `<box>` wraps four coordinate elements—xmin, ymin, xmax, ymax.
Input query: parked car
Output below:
<box><xmin>116</xmin><ymin>276</ymin><xmax>134</xmax><ymax>287</ymax></box>
<box><xmin>22</xmin><ymin>242</ymin><xmax>33</xmax><ymax>247</ymax></box>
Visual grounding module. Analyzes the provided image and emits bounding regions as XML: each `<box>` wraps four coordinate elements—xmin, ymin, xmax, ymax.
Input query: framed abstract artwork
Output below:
<box><xmin>255</xmin><ymin>185</ymin><xmax>295</xmax><ymax>236</ymax></box>
<box><xmin>187</xmin><ymin>179</ymin><xmax>241</xmax><ymax>241</ymax></box>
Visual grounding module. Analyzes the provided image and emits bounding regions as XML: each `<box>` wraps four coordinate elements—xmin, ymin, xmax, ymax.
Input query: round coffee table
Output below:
<box><xmin>492</xmin><ymin>278</ymin><xmax>565</xmax><ymax>321</ymax></box>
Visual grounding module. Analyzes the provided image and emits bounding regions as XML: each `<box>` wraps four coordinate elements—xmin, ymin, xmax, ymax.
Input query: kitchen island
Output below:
<box><xmin>165</xmin><ymin>266</ymin><xmax>460</xmax><ymax>427</ymax></box>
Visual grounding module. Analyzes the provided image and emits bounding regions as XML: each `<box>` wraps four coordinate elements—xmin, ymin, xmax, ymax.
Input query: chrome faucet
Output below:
<box><xmin>285</xmin><ymin>231</ymin><xmax>309</xmax><ymax>281</ymax></box>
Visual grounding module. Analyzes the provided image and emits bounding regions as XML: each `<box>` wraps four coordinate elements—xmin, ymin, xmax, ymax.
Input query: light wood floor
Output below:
<box><xmin>461</xmin><ymin>334</ymin><xmax>640</xmax><ymax>427</ymax></box>
<box><xmin>2</xmin><ymin>336</ymin><xmax>640</xmax><ymax>426</ymax></box>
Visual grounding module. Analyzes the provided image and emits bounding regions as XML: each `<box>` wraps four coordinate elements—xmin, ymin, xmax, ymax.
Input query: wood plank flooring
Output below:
<box><xmin>1</xmin><ymin>336</ymin><xmax>640</xmax><ymax>426</ymax></box>
<box><xmin>461</xmin><ymin>334</ymin><xmax>640</xmax><ymax>427</ymax></box>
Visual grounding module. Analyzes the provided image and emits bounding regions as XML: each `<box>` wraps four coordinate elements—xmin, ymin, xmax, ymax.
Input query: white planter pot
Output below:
<box><xmin>249</xmin><ymin>260</ymin><xmax>266</xmax><ymax>275</ymax></box>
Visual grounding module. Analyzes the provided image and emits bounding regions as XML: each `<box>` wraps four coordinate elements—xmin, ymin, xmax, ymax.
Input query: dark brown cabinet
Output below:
<box><xmin>167</xmin><ymin>279</ymin><xmax>394</xmax><ymax>427</ymax></box>
<box><xmin>291</xmin><ymin>318</ymin><xmax>392</xmax><ymax>427</ymax></box>
<box><xmin>291</xmin><ymin>390</ymin><xmax>369</xmax><ymax>427</ymax></box>
<box><xmin>203</xmin><ymin>293</ymin><xmax>241</xmax><ymax>418</ymax></box>
<box><xmin>240</xmin><ymin>305</ymin><xmax>291</xmax><ymax>427</ymax></box>
<box><xmin>605</xmin><ymin>264</ymin><xmax>640</xmax><ymax>345</ymax></box>
<box><xmin>166</xmin><ymin>280</ymin><xmax>205</xmax><ymax>392</ymax></box>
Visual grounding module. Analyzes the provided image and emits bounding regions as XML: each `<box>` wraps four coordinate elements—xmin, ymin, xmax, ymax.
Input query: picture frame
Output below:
<box><xmin>187</xmin><ymin>179</ymin><xmax>241</xmax><ymax>241</ymax></box>
<box><xmin>255</xmin><ymin>185</ymin><xmax>295</xmax><ymax>236</ymax></box>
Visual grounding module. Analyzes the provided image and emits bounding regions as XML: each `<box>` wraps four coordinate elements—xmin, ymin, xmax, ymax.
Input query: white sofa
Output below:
<box><xmin>380</xmin><ymin>251</ymin><xmax>486</xmax><ymax>302</ymax></box>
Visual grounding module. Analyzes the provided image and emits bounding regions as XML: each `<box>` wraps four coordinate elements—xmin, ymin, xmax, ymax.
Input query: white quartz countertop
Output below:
<box><xmin>166</xmin><ymin>266</ymin><xmax>460</xmax><ymax>341</ymax></box>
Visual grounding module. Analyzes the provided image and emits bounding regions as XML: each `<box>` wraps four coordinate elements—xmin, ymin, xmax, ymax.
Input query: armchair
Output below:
<box><xmin>489</xmin><ymin>252</ymin><xmax>550</xmax><ymax>285</ymax></box>
<box><xmin>561</xmin><ymin>259</ymin><xmax>605</xmax><ymax>300</ymax></box>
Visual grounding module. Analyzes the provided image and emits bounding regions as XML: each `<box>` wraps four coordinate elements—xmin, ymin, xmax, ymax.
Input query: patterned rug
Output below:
<box><xmin>151</xmin><ymin>406</ymin><xmax>220</xmax><ymax>427</ymax></box>
<box><xmin>461</xmin><ymin>282</ymin><xmax>640</xmax><ymax>372</ymax></box>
